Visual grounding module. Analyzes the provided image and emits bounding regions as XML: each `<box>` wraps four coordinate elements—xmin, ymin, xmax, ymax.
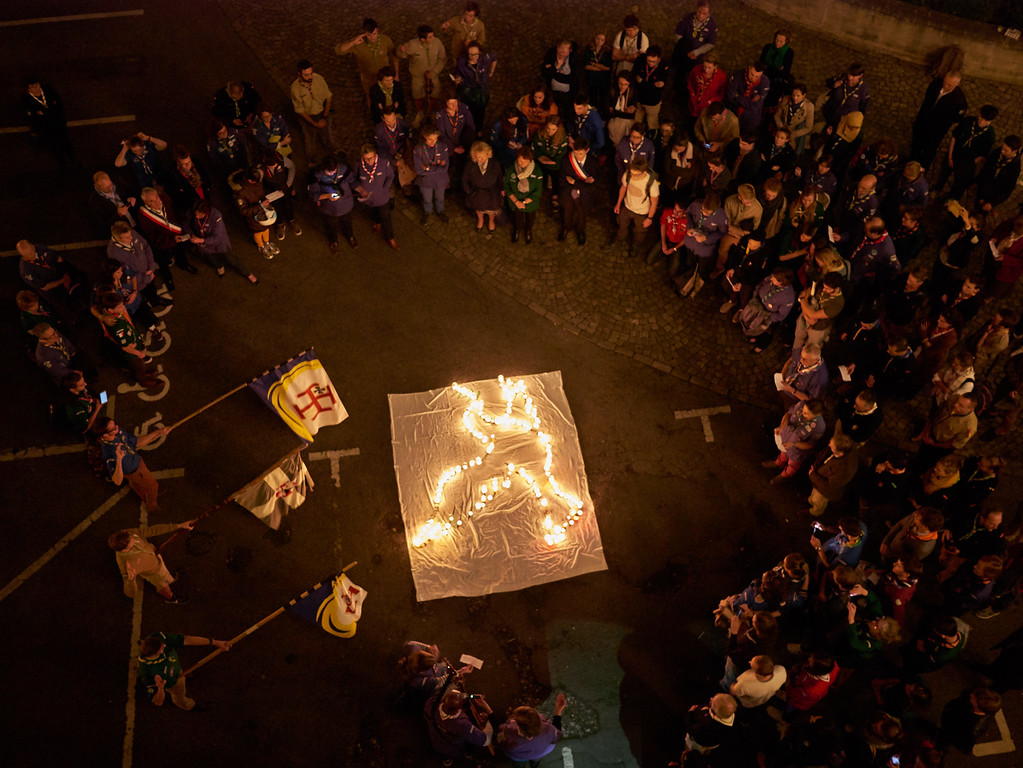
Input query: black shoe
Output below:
<box><xmin>556</xmin><ymin>229</ymin><xmax>566</xmax><ymax>242</ymax></box>
<box><xmin>525</xmin><ymin>231</ymin><xmax>533</xmax><ymax>244</ymax></box>
<box><xmin>420</xmin><ymin>212</ymin><xmax>429</xmax><ymax>225</ymax></box>
<box><xmin>348</xmin><ymin>236</ymin><xmax>358</xmax><ymax>250</ymax></box>
<box><xmin>165</xmin><ymin>280</ymin><xmax>176</xmax><ymax>292</ymax></box>
<box><xmin>437</xmin><ymin>212</ymin><xmax>449</xmax><ymax>223</ymax></box>
<box><xmin>182</xmin><ymin>264</ymin><xmax>198</xmax><ymax>275</ymax></box>
<box><xmin>511</xmin><ymin>229</ymin><xmax>519</xmax><ymax>243</ymax></box>
<box><xmin>577</xmin><ymin>232</ymin><xmax>586</xmax><ymax>245</ymax></box>
<box><xmin>154</xmin><ymin>296</ymin><xmax>174</xmax><ymax>306</ymax></box>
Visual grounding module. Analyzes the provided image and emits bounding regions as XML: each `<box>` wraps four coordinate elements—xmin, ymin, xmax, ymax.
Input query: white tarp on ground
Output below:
<box><xmin>389</xmin><ymin>371</ymin><xmax>606</xmax><ymax>601</ymax></box>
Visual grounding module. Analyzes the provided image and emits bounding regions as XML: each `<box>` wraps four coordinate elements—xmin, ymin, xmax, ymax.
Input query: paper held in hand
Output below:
<box><xmin>265</xmin><ymin>190</ymin><xmax>285</xmax><ymax>202</ymax></box>
<box><xmin>460</xmin><ymin>654</ymin><xmax>484</xmax><ymax>670</ymax></box>
<box><xmin>774</xmin><ymin>432</ymin><xmax>784</xmax><ymax>451</ymax></box>
<box><xmin>774</xmin><ymin>372</ymin><xmax>786</xmax><ymax>391</ymax></box>
<box><xmin>838</xmin><ymin>365</ymin><xmax>852</xmax><ymax>382</ymax></box>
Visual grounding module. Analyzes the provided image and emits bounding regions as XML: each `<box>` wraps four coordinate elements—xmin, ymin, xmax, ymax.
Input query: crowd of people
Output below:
<box><xmin>12</xmin><ymin>0</ymin><xmax>1023</xmax><ymax>763</ymax></box>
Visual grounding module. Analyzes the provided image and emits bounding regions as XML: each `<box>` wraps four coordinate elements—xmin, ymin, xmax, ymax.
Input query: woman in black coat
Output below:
<box><xmin>463</xmin><ymin>141</ymin><xmax>503</xmax><ymax>233</ymax></box>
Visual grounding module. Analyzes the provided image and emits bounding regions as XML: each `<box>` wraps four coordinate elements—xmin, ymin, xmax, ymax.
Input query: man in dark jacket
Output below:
<box><xmin>211</xmin><ymin>80</ymin><xmax>262</xmax><ymax>129</ymax></box>
<box><xmin>21</xmin><ymin>78</ymin><xmax>76</xmax><ymax>168</ymax></box>
<box><xmin>911</xmin><ymin>72</ymin><xmax>968</xmax><ymax>170</ymax></box>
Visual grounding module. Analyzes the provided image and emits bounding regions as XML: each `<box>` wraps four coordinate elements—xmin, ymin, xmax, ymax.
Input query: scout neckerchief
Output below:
<box><xmin>29</xmin><ymin>89</ymin><xmax>48</xmax><ymax>108</ymax></box>
<box><xmin>883</xmin><ymin>351</ymin><xmax>912</xmax><ymax>375</ymax></box>
<box><xmin>382</xmin><ymin>121</ymin><xmax>404</xmax><ymax>154</ymax></box>
<box><xmin>140</xmin><ymin>204</ymin><xmax>182</xmax><ymax>234</ymax></box>
<box><xmin>694</xmin><ymin>69</ymin><xmax>713</xmax><ymax>103</ymax></box>
<box><xmin>787</xmin><ymin>100</ymin><xmax>800</xmax><ymax>124</ymax></box>
<box><xmin>626</xmin><ymin>139</ymin><xmax>643</xmax><ymax>164</ymax></box>
<box><xmin>784</xmin><ymin>355</ymin><xmax>822</xmax><ymax>385</ymax></box>
<box><xmin>417</xmin><ymin>143</ymin><xmax>443</xmax><ymax>170</ymax></box>
<box><xmin>45</xmin><ymin>331</ymin><xmax>71</xmax><ymax>359</ymax></box>
<box><xmin>445</xmin><ymin>106</ymin><xmax>464</xmax><ymax>132</ymax></box>
<box><xmin>361</xmin><ymin>155</ymin><xmax>379</xmax><ymax>185</ymax></box>
<box><xmin>835</xmin><ymin>80</ymin><xmax>861</xmax><ymax>110</ymax></box>
<box><xmin>178</xmin><ymin>163</ymin><xmax>205</xmax><ymax>198</ymax></box>
<box><xmin>960</xmin><ymin>119</ymin><xmax>985</xmax><ymax>151</ymax></box>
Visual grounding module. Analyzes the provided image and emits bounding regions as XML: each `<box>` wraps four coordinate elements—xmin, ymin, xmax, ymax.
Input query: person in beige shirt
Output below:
<box><xmin>441</xmin><ymin>2</ymin><xmax>486</xmax><ymax>61</ymax></box>
<box><xmin>109</xmin><ymin>520</ymin><xmax>194</xmax><ymax>602</ymax></box>
<box><xmin>335</xmin><ymin>17</ymin><xmax>398</xmax><ymax>101</ymax></box>
<box><xmin>290</xmin><ymin>58</ymin><xmax>334</xmax><ymax>162</ymax></box>
<box><xmin>399</xmin><ymin>25</ymin><xmax>446</xmax><ymax>125</ymax></box>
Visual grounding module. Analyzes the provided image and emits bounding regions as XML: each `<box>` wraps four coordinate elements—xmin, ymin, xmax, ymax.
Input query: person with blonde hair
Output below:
<box><xmin>463</xmin><ymin>141</ymin><xmax>502</xmax><ymax>233</ymax></box>
<box><xmin>497</xmin><ymin>693</ymin><xmax>566</xmax><ymax>763</ymax></box>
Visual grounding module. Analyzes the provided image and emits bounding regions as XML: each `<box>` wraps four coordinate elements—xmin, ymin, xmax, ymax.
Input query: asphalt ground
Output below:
<box><xmin>0</xmin><ymin>2</ymin><xmax>1021</xmax><ymax>768</ymax></box>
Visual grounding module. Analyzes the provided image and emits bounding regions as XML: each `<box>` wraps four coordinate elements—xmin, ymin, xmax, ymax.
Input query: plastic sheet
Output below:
<box><xmin>389</xmin><ymin>371</ymin><xmax>606</xmax><ymax>601</ymax></box>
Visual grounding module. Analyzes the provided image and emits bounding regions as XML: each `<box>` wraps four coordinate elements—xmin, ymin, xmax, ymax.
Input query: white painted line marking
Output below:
<box><xmin>308</xmin><ymin>448</ymin><xmax>361</xmax><ymax>487</ymax></box>
<box><xmin>974</xmin><ymin>708</ymin><xmax>1016</xmax><ymax>756</ymax></box>
<box><xmin>0</xmin><ymin>443</ymin><xmax>85</xmax><ymax>462</ymax></box>
<box><xmin>0</xmin><ymin>114</ymin><xmax>135</xmax><ymax>135</ymax></box>
<box><xmin>561</xmin><ymin>746</ymin><xmax>574</xmax><ymax>768</ymax></box>
<box><xmin>674</xmin><ymin>405</ymin><xmax>731</xmax><ymax>443</ymax></box>
<box><xmin>0</xmin><ymin>468</ymin><xmax>185</xmax><ymax>603</ymax></box>
<box><xmin>0</xmin><ymin>10</ymin><xmax>143</xmax><ymax>27</ymax></box>
<box><xmin>1</xmin><ymin>240</ymin><xmax>108</xmax><ymax>257</ymax></box>
<box><xmin>122</xmin><ymin>497</ymin><xmax>148</xmax><ymax>768</ymax></box>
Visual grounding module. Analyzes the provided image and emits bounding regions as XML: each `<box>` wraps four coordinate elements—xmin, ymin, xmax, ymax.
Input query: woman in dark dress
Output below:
<box><xmin>463</xmin><ymin>141</ymin><xmax>503</xmax><ymax>233</ymax></box>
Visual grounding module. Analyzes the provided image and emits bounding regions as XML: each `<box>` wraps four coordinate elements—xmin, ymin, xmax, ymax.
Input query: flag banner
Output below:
<box><xmin>233</xmin><ymin>452</ymin><xmax>314</xmax><ymax>530</ymax></box>
<box><xmin>288</xmin><ymin>573</ymin><xmax>367</xmax><ymax>638</ymax></box>
<box><xmin>249</xmin><ymin>349</ymin><xmax>348</xmax><ymax>442</ymax></box>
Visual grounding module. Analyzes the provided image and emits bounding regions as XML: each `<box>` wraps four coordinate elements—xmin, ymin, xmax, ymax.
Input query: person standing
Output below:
<box><xmin>441</xmin><ymin>2</ymin><xmax>487</xmax><ymax>62</ymax></box>
<box><xmin>335</xmin><ymin>18</ymin><xmax>398</xmax><ymax>103</ymax></box>
<box><xmin>17</xmin><ymin>239</ymin><xmax>88</xmax><ymax>309</ymax></box>
<box><xmin>504</xmin><ymin>146</ymin><xmax>543</xmax><ymax>244</ymax></box>
<box><xmin>672</xmin><ymin>1</ymin><xmax>718</xmax><ymax>106</ymax></box>
<box><xmin>30</xmin><ymin>323</ymin><xmax>94</xmax><ymax>386</ymax></box>
<box><xmin>612</xmin><ymin>157</ymin><xmax>660</xmax><ymax>257</ymax></box>
<box><xmin>910</xmin><ymin>71</ymin><xmax>968</xmax><ymax>171</ymax></box>
<box><xmin>234</xmin><ymin>167</ymin><xmax>279</xmax><ymax>259</ymax></box>
<box><xmin>258</xmin><ymin>149</ymin><xmax>301</xmax><ymax>240</ymax></box>
<box><xmin>290</xmin><ymin>59</ymin><xmax>334</xmax><ymax>163</ymax></box>
<box><xmin>21</xmin><ymin>77</ymin><xmax>76</xmax><ymax>169</ymax></box>
<box><xmin>137</xmin><ymin>632</ymin><xmax>230</xmax><ymax>710</ymax></box>
<box><xmin>108</xmin><ymin>222</ymin><xmax>170</xmax><ymax>306</ymax></box>
<box><xmin>559</xmin><ymin>137</ymin><xmax>598</xmax><ymax>245</ymax></box>
<box><xmin>186</xmin><ymin>201</ymin><xmax>259</xmax><ymax>284</ymax></box>
<box><xmin>413</xmin><ymin>126</ymin><xmax>451</xmax><ymax>225</ymax></box>
<box><xmin>90</xmin><ymin>172</ymin><xmax>136</xmax><ymax>234</ymax></box>
<box><xmin>308</xmin><ymin>154</ymin><xmax>358</xmax><ymax>254</ymax></box>
<box><xmin>108</xmin><ymin>520</ymin><xmax>194</xmax><ymax>602</ymax></box>
<box><xmin>138</xmin><ymin>187</ymin><xmax>197</xmax><ymax>279</ymax></box>
<box><xmin>452</xmin><ymin>41</ymin><xmax>497</xmax><ymax>130</ymax></box>
<box><xmin>463</xmin><ymin>141</ymin><xmax>503</xmax><ymax>234</ymax></box>
<box><xmin>935</xmin><ymin>105</ymin><xmax>998</xmax><ymax>199</ymax></box>
<box><xmin>114</xmin><ymin>132</ymin><xmax>170</xmax><ymax>191</ymax></box>
<box><xmin>633</xmin><ymin>46</ymin><xmax>668</xmax><ymax>134</ymax></box>
<box><xmin>497</xmin><ymin>694</ymin><xmax>567</xmax><ymax>765</ymax></box>
<box><xmin>355</xmin><ymin>143</ymin><xmax>398</xmax><ymax>249</ymax></box>
<box><xmin>425</xmin><ymin>689</ymin><xmax>493</xmax><ymax>761</ymax></box>
<box><xmin>94</xmin><ymin>416</ymin><xmax>170</xmax><ymax>513</ymax></box>
<box><xmin>399</xmin><ymin>26</ymin><xmax>446</xmax><ymax>127</ymax></box>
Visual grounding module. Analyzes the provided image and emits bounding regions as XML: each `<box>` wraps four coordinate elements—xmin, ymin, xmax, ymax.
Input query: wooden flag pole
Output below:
<box><xmin>183</xmin><ymin>561</ymin><xmax>358</xmax><ymax>677</ymax></box>
<box><xmin>156</xmin><ymin>446</ymin><xmax>304</xmax><ymax>555</ymax></box>
<box><xmin>166</xmin><ymin>382</ymin><xmax>249</xmax><ymax>432</ymax></box>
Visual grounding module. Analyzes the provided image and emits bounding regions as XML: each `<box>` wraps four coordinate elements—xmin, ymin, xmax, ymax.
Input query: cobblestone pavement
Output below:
<box><xmin>218</xmin><ymin>0</ymin><xmax>1023</xmax><ymax>469</ymax></box>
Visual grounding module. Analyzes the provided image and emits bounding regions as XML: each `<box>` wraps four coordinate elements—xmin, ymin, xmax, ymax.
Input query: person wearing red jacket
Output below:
<box><xmin>686</xmin><ymin>52</ymin><xmax>726</xmax><ymax>123</ymax></box>
<box><xmin>785</xmin><ymin>653</ymin><xmax>839</xmax><ymax>716</ymax></box>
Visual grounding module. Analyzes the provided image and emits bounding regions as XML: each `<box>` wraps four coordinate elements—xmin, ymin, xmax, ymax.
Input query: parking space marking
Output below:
<box><xmin>0</xmin><ymin>10</ymin><xmax>144</xmax><ymax>27</ymax></box>
<box><xmin>0</xmin><ymin>115</ymin><xmax>136</xmax><ymax>135</ymax></box>
<box><xmin>0</xmin><ymin>443</ymin><xmax>85</xmax><ymax>462</ymax></box>
<box><xmin>0</xmin><ymin>468</ymin><xmax>185</xmax><ymax>603</ymax></box>
<box><xmin>973</xmin><ymin>708</ymin><xmax>1016</xmax><ymax>756</ymax></box>
<box><xmin>1</xmin><ymin>239</ymin><xmax>108</xmax><ymax>257</ymax></box>
<box><xmin>674</xmin><ymin>405</ymin><xmax>731</xmax><ymax>443</ymax></box>
<box><xmin>308</xmin><ymin>448</ymin><xmax>361</xmax><ymax>488</ymax></box>
<box><xmin>122</xmin><ymin>500</ymin><xmax>148</xmax><ymax>768</ymax></box>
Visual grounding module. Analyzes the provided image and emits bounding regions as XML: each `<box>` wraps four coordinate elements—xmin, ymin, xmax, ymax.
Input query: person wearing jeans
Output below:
<box><xmin>413</xmin><ymin>126</ymin><xmax>450</xmax><ymax>224</ymax></box>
